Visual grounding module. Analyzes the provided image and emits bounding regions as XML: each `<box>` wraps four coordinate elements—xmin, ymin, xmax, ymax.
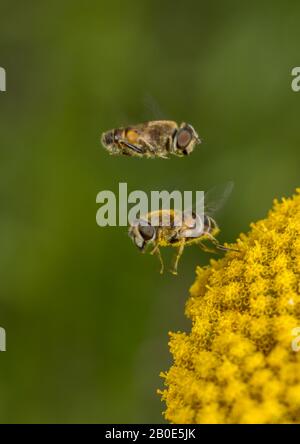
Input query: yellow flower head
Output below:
<box><xmin>159</xmin><ymin>190</ymin><xmax>300</xmax><ymax>424</ymax></box>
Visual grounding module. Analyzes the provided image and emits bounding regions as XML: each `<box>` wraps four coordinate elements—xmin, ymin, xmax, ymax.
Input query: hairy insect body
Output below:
<box><xmin>101</xmin><ymin>120</ymin><xmax>201</xmax><ymax>158</ymax></box>
<box><xmin>128</xmin><ymin>183</ymin><xmax>238</xmax><ymax>274</ymax></box>
<box><xmin>128</xmin><ymin>210</ymin><xmax>235</xmax><ymax>275</ymax></box>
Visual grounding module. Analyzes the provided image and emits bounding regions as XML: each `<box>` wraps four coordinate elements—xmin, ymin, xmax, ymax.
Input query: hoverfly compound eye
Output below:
<box><xmin>176</xmin><ymin>127</ymin><xmax>193</xmax><ymax>150</ymax></box>
<box><xmin>139</xmin><ymin>224</ymin><xmax>155</xmax><ymax>241</ymax></box>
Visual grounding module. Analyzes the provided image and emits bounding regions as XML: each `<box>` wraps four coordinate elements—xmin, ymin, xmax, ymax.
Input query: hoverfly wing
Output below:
<box><xmin>184</xmin><ymin>181</ymin><xmax>234</xmax><ymax>217</ymax></box>
<box><xmin>204</xmin><ymin>181</ymin><xmax>234</xmax><ymax>217</ymax></box>
<box><xmin>142</xmin><ymin>93</ymin><xmax>168</xmax><ymax>121</ymax></box>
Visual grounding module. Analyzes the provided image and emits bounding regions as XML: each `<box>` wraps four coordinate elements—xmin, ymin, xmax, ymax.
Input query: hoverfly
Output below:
<box><xmin>101</xmin><ymin>120</ymin><xmax>201</xmax><ymax>158</ymax></box>
<box><xmin>128</xmin><ymin>182</ymin><xmax>238</xmax><ymax>275</ymax></box>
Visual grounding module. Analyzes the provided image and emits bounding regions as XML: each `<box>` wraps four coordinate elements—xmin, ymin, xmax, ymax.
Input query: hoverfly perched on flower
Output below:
<box><xmin>101</xmin><ymin>120</ymin><xmax>201</xmax><ymax>158</ymax></box>
<box><xmin>128</xmin><ymin>182</ymin><xmax>239</xmax><ymax>275</ymax></box>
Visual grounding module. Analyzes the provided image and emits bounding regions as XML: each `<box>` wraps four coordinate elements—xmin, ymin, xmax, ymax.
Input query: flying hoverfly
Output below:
<box><xmin>101</xmin><ymin>120</ymin><xmax>201</xmax><ymax>158</ymax></box>
<box><xmin>128</xmin><ymin>182</ymin><xmax>239</xmax><ymax>275</ymax></box>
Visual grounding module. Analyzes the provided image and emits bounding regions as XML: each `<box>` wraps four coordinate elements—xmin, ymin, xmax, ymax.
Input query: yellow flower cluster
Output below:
<box><xmin>159</xmin><ymin>190</ymin><xmax>300</xmax><ymax>424</ymax></box>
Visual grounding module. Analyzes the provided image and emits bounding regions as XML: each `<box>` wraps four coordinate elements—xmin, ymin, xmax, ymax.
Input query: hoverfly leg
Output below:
<box><xmin>159</xmin><ymin>153</ymin><xmax>169</xmax><ymax>159</ymax></box>
<box><xmin>171</xmin><ymin>239</ymin><xmax>186</xmax><ymax>275</ymax></box>
<box><xmin>138</xmin><ymin>137</ymin><xmax>156</xmax><ymax>153</ymax></box>
<box><xmin>198</xmin><ymin>240</ymin><xmax>218</xmax><ymax>254</ymax></box>
<box><xmin>139</xmin><ymin>136</ymin><xmax>169</xmax><ymax>159</ymax></box>
<box><xmin>118</xmin><ymin>139</ymin><xmax>145</xmax><ymax>154</ymax></box>
<box><xmin>217</xmin><ymin>244</ymin><xmax>239</xmax><ymax>253</ymax></box>
<box><xmin>205</xmin><ymin>233</ymin><xmax>239</xmax><ymax>253</ymax></box>
<box><xmin>150</xmin><ymin>245</ymin><xmax>164</xmax><ymax>274</ymax></box>
<box><xmin>166</xmin><ymin>135</ymin><xmax>173</xmax><ymax>153</ymax></box>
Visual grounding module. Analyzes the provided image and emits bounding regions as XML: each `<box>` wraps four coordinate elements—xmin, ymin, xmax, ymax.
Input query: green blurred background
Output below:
<box><xmin>0</xmin><ymin>0</ymin><xmax>300</xmax><ymax>423</ymax></box>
